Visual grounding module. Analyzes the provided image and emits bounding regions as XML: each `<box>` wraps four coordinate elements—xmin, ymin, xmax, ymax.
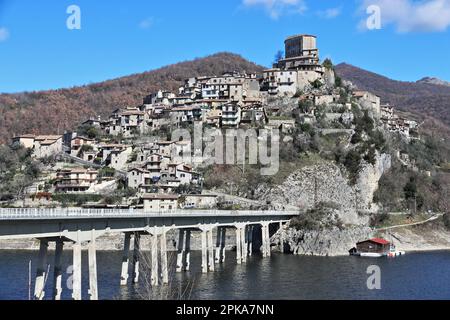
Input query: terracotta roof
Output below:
<box><xmin>358</xmin><ymin>238</ymin><xmax>390</xmax><ymax>245</ymax></box>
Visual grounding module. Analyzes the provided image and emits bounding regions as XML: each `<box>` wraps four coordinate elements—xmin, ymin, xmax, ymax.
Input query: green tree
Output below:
<box><xmin>322</xmin><ymin>58</ymin><xmax>333</xmax><ymax>70</ymax></box>
<box><xmin>274</xmin><ymin>50</ymin><xmax>284</xmax><ymax>64</ymax></box>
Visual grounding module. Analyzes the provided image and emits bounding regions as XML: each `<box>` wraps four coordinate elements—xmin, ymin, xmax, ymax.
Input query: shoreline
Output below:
<box><xmin>1</xmin><ymin>245</ymin><xmax>449</xmax><ymax>255</ymax></box>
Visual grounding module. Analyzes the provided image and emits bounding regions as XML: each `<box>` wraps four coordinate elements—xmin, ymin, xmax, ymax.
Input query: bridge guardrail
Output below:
<box><xmin>0</xmin><ymin>208</ymin><xmax>299</xmax><ymax>220</ymax></box>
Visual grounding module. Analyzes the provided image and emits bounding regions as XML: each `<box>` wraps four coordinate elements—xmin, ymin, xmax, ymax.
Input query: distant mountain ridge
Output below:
<box><xmin>335</xmin><ymin>63</ymin><xmax>450</xmax><ymax>127</ymax></box>
<box><xmin>1</xmin><ymin>57</ymin><xmax>450</xmax><ymax>145</ymax></box>
<box><xmin>0</xmin><ymin>53</ymin><xmax>264</xmax><ymax>144</ymax></box>
<box><xmin>417</xmin><ymin>77</ymin><xmax>450</xmax><ymax>87</ymax></box>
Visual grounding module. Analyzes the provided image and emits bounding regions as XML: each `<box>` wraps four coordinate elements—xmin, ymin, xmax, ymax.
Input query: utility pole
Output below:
<box><xmin>414</xmin><ymin>195</ymin><xmax>417</xmax><ymax>216</ymax></box>
<box><xmin>314</xmin><ymin>176</ymin><xmax>318</xmax><ymax>207</ymax></box>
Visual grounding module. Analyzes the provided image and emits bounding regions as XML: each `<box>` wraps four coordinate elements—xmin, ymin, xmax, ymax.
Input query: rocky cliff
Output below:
<box><xmin>272</xmin><ymin>224</ymin><xmax>374</xmax><ymax>256</ymax></box>
<box><xmin>256</xmin><ymin>153</ymin><xmax>391</xmax><ymax>226</ymax></box>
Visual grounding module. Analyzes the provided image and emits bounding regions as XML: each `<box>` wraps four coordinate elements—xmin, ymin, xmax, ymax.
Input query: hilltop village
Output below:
<box><xmin>7</xmin><ymin>34</ymin><xmax>421</xmax><ymax>214</ymax></box>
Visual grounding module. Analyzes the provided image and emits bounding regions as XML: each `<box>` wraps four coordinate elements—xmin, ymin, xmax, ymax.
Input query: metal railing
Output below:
<box><xmin>0</xmin><ymin>208</ymin><xmax>298</xmax><ymax>220</ymax></box>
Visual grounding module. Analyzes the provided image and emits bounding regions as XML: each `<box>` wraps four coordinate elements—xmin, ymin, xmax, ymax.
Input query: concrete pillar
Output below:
<box><xmin>132</xmin><ymin>233</ymin><xmax>141</xmax><ymax>284</ymax></box>
<box><xmin>53</xmin><ymin>240</ymin><xmax>64</xmax><ymax>300</ymax></box>
<box><xmin>151</xmin><ymin>233</ymin><xmax>159</xmax><ymax>286</ymax></box>
<box><xmin>262</xmin><ymin>223</ymin><xmax>271</xmax><ymax>258</ymax></box>
<box><xmin>278</xmin><ymin>222</ymin><xmax>284</xmax><ymax>253</ymax></box>
<box><xmin>241</xmin><ymin>226</ymin><xmax>247</xmax><ymax>263</ymax></box>
<box><xmin>184</xmin><ymin>230</ymin><xmax>191</xmax><ymax>271</ymax></box>
<box><xmin>221</xmin><ymin>228</ymin><xmax>227</xmax><ymax>263</ymax></box>
<box><xmin>120</xmin><ymin>233</ymin><xmax>131</xmax><ymax>286</ymax></box>
<box><xmin>261</xmin><ymin>224</ymin><xmax>269</xmax><ymax>258</ymax></box>
<box><xmin>176</xmin><ymin>229</ymin><xmax>185</xmax><ymax>272</ymax></box>
<box><xmin>248</xmin><ymin>226</ymin><xmax>253</xmax><ymax>257</ymax></box>
<box><xmin>201</xmin><ymin>229</ymin><xmax>208</xmax><ymax>273</ymax></box>
<box><xmin>160</xmin><ymin>231</ymin><xmax>169</xmax><ymax>284</ymax></box>
<box><xmin>88</xmin><ymin>238</ymin><xmax>98</xmax><ymax>300</ymax></box>
<box><xmin>215</xmin><ymin>227</ymin><xmax>222</xmax><ymax>264</ymax></box>
<box><xmin>207</xmin><ymin>229</ymin><xmax>215</xmax><ymax>272</ymax></box>
<box><xmin>34</xmin><ymin>239</ymin><xmax>49</xmax><ymax>300</ymax></box>
<box><xmin>236</xmin><ymin>227</ymin><xmax>242</xmax><ymax>265</ymax></box>
<box><xmin>72</xmin><ymin>242</ymin><xmax>82</xmax><ymax>301</ymax></box>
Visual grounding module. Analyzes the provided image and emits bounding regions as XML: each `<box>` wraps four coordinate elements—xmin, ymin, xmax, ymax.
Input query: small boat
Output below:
<box><xmin>387</xmin><ymin>244</ymin><xmax>405</xmax><ymax>258</ymax></box>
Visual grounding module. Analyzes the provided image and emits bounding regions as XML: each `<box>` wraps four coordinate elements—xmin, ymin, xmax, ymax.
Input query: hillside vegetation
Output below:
<box><xmin>335</xmin><ymin>63</ymin><xmax>450</xmax><ymax>127</ymax></box>
<box><xmin>0</xmin><ymin>53</ymin><xmax>263</xmax><ymax>144</ymax></box>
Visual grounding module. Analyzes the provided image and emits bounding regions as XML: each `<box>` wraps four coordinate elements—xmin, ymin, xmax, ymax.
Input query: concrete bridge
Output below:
<box><xmin>0</xmin><ymin>208</ymin><xmax>297</xmax><ymax>300</ymax></box>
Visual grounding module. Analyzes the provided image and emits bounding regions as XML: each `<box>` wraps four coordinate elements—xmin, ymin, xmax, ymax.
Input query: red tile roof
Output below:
<box><xmin>370</xmin><ymin>238</ymin><xmax>390</xmax><ymax>245</ymax></box>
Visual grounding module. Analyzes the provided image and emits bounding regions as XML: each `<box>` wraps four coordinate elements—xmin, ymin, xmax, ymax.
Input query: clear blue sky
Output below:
<box><xmin>1</xmin><ymin>0</ymin><xmax>450</xmax><ymax>93</ymax></box>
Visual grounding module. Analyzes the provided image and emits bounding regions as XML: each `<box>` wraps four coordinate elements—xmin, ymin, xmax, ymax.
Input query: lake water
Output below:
<box><xmin>1</xmin><ymin>250</ymin><xmax>450</xmax><ymax>300</ymax></box>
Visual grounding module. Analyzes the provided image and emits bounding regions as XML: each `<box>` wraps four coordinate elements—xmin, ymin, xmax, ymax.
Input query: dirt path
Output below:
<box><xmin>376</xmin><ymin>214</ymin><xmax>444</xmax><ymax>232</ymax></box>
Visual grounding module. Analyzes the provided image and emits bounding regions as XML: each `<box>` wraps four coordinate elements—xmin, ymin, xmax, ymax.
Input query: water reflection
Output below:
<box><xmin>1</xmin><ymin>250</ymin><xmax>450</xmax><ymax>300</ymax></box>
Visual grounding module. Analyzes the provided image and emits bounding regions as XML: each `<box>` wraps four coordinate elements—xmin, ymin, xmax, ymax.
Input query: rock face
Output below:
<box><xmin>272</xmin><ymin>224</ymin><xmax>374</xmax><ymax>257</ymax></box>
<box><xmin>256</xmin><ymin>153</ymin><xmax>391</xmax><ymax>225</ymax></box>
<box><xmin>356</xmin><ymin>152</ymin><xmax>392</xmax><ymax>213</ymax></box>
<box><xmin>323</xmin><ymin>68</ymin><xmax>336</xmax><ymax>89</ymax></box>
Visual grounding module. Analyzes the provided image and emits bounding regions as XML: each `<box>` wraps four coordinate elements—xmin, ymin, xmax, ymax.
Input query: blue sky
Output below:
<box><xmin>0</xmin><ymin>0</ymin><xmax>450</xmax><ymax>93</ymax></box>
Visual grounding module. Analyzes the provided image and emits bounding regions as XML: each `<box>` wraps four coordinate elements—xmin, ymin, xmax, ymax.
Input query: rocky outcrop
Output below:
<box><xmin>356</xmin><ymin>152</ymin><xmax>391</xmax><ymax>213</ymax></box>
<box><xmin>255</xmin><ymin>153</ymin><xmax>391</xmax><ymax>225</ymax></box>
<box><xmin>323</xmin><ymin>68</ymin><xmax>336</xmax><ymax>89</ymax></box>
<box><xmin>272</xmin><ymin>224</ymin><xmax>374</xmax><ymax>256</ymax></box>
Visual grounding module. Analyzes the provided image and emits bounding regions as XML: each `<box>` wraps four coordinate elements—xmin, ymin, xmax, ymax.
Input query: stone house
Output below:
<box><xmin>12</xmin><ymin>134</ymin><xmax>36</xmax><ymax>149</ymax></box>
<box><xmin>32</xmin><ymin>135</ymin><xmax>63</xmax><ymax>159</ymax></box>
<box><xmin>142</xmin><ymin>194</ymin><xmax>179</xmax><ymax>212</ymax></box>
<box><xmin>181</xmin><ymin>194</ymin><xmax>218</xmax><ymax>209</ymax></box>
<box><xmin>54</xmin><ymin>168</ymin><xmax>98</xmax><ymax>193</ymax></box>
<box><xmin>70</xmin><ymin>136</ymin><xmax>96</xmax><ymax>157</ymax></box>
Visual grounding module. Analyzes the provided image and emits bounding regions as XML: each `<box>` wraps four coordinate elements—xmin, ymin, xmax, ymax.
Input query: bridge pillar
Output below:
<box><xmin>176</xmin><ymin>229</ymin><xmax>185</xmax><ymax>273</ymax></box>
<box><xmin>235</xmin><ymin>227</ymin><xmax>242</xmax><ymax>265</ymax></box>
<box><xmin>120</xmin><ymin>233</ymin><xmax>131</xmax><ymax>286</ymax></box>
<box><xmin>278</xmin><ymin>222</ymin><xmax>284</xmax><ymax>253</ymax></box>
<box><xmin>261</xmin><ymin>223</ymin><xmax>271</xmax><ymax>258</ymax></box>
<box><xmin>160</xmin><ymin>231</ymin><xmax>169</xmax><ymax>284</ymax></box>
<box><xmin>132</xmin><ymin>233</ymin><xmax>141</xmax><ymax>284</ymax></box>
<box><xmin>221</xmin><ymin>228</ymin><xmax>227</xmax><ymax>263</ymax></box>
<box><xmin>88</xmin><ymin>237</ymin><xmax>98</xmax><ymax>300</ymax></box>
<box><xmin>53</xmin><ymin>239</ymin><xmax>64</xmax><ymax>300</ymax></box>
<box><xmin>200</xmin><ymin>229</ymin><xmax>208</xmax><ymax>273</ymax></box>
<box><xmin>184</xmin><ymin>230</ymin><xmax>191</xmax><ymax>271</ymax></box>
<box><xmin>241</xmin><ymin>226</ymin><xmax>247</xmax><ymax>263</ymax></box>
<box><xmin>247</xmin><ymin>226</ymin><xmax>254</xmax><ymax>257</ymax></box>
<box><xmin>207</xmin><ymin>228</ymin><xmax>215</xmax><ymax>272</ymax></box>
<box><xmin>215</xmin><ymin>227</ymin><xmax>227</xmax><ymax>264</ymax></box>
<box><xmin>72</xmin><ymin>242</ymin><xmax>82</xmax><ymax>300</ymax></box>
<box><xmin>34</xmin><ymin>239</ymin><xmax>49</xmax><ymax>300</ymax></box>
<box><xmin>151</xmin><ymin>233</ymin><xmax>159</xmax><ymax>286</ymax></box>
<box><xmin>266</xmin><ymin>223</ymin><xmax>272</xmax><ymax>257</ymax></box>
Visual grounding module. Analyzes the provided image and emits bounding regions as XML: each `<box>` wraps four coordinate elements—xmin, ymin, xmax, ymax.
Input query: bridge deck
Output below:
<box><xmin>0</xmin><ymin>208</ymin><xmax>298</xmax><ymax>220</ymax></box>
<box><xmin>0</xmin><ymin>208</ymin><xmax>297</xmax><ymax>240</ymax></box>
